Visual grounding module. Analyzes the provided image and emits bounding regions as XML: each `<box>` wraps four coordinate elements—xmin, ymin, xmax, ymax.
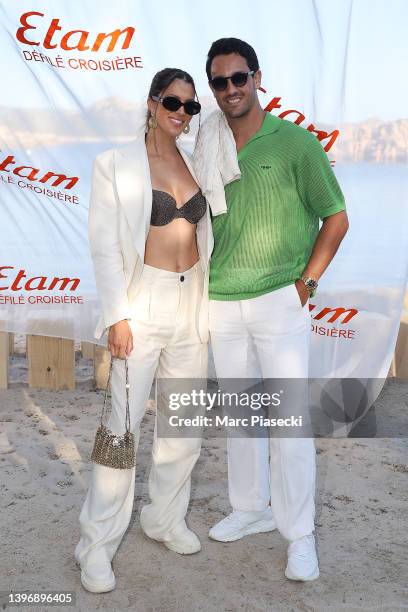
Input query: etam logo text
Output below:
<box><xmin>0</xmin><ymin>266</ymin><xmax>80</xmax><ymax>291</ymax></box>
<box><xmin>309</xmin><ymin>304</ymin><xmax>358</xmax><ymax>324</ymax></box>
<box><xmin>0</xmin><ymin>151</ymin><xmax>78</xmax><ymax>189</ymax></box>
<box><xmin>309</xmin><ymin>303</ymin><xmax>358</xmax><ymax>340</ymax></box>
<box><xmin>0</xmin><ymin>267</ymin><xmax>83</xmax><ymax>305</ymax></box>
<box><xmin>16</xmin><ymin>12</ymin><xmax>135</xmax><ymax>52</ymax></box>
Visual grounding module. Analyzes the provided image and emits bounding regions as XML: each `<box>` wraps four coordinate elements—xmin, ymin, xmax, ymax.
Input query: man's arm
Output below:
<box><xmin>296</xmin><ymin>210</ymin><xmax>349</xmax><ymax>304</ymax></box>
<box><xmin>295</xmin><ymin>131</ymin><xmax>349</xmax><ymax>303</ymax></box>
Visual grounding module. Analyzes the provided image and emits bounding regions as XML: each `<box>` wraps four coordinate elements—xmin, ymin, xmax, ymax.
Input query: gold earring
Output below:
<box><xmin>148</xmin><ymin>115</ymin><xmax>157</xmax><ymax>129</ymax></box>
<box><xmin>183</xmin><ymin>123</ymin><xmax>190</xmax><ymax>134</ymax></box>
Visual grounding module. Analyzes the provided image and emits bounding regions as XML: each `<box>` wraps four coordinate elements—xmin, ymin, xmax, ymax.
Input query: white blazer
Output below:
<box><xmin>88</xmin><ymin>135</ymin><xmax>214</xmax><ymax>343</ymax></box>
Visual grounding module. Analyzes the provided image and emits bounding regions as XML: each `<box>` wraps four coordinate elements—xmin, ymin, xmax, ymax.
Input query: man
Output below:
<box><xmin>195</xmin><ymin>38</ymin><xmax>348</xmax><ymax>581</ymax></box>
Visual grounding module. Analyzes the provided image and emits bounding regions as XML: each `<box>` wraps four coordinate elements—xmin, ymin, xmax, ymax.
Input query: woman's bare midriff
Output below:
<box><xmin>144</xmin><ymin>218</ymin><xmax>200</xmax><ymax>272</ymax></box>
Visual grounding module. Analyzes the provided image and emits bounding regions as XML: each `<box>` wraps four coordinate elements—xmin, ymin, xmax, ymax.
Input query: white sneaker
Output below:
<box><xmin>75</xmin><ymin>550</ymin><xmax>116</xmax><ymax>593</ymax></box>
<box><xmin>162</xmin><ymin>522</ymin><xmax>201</xmax><ymax>555</ymax></box>
<box><xmin>285</xmin><ymin>533</ymin><xmax>320</xmax><ymax>581</ymax></box>
<box><xmin>209</xmin><ymin>509</ymin><xmax>276</xmax><ymax>542</ymax></box>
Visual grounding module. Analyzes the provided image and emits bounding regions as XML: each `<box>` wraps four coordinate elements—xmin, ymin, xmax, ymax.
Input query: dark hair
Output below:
<box><xmin>146</xmin><ymin>67</ymin><xmax>198</xmax><ymax>129</ymax></box>
<box><xmin>206</xmin><ymin>38</ymin><xmax>259</xmax><ymax>80</ymax></box>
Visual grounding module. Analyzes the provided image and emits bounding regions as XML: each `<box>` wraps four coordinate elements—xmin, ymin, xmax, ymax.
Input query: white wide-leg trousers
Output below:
<box><xmin>75</xmin><ymin>261</ymin><xmax>207</xmax><ymax>567</ymax></box>
<box><xmin>209</xmin><ymin>282</ymin><xmax>316</xmax><ymax>542</ymax></box>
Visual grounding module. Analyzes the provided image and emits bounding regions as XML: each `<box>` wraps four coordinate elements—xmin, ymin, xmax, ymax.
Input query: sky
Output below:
<box><xmin>0</xmin><ymin>0</ymin><xmax>407</xmax><ymax>123</ymax></box>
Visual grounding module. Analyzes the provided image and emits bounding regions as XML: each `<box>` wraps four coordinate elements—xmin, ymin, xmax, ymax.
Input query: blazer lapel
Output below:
<box><xmin>176</xmin><ymin>141</ymin><xmax>213</xmax><ymax>266</ymax></box>
<box><xmin>114</xmin><ymin>137</ymin><xmax>152</xmax><ymax>260</ymax></box>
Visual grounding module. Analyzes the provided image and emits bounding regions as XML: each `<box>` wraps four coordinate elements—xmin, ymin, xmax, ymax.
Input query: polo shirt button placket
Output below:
<box><xmin>180</xmin><ymin>275</ymin><xmax>185</xmax><ymax>282</ymax></box>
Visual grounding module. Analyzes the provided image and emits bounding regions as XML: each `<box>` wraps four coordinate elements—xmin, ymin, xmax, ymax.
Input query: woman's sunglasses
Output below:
<box><xmin>209</xmin><ymin>70</ymin><xmax>255</xmax><ymax>92</ymax></box>
<box><xmin>151</xmin><ymin>95</ymin><xmax>201</xmax><ymax>116</ymax></box>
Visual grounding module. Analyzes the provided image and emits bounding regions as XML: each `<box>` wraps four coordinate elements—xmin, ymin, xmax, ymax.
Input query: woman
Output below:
<box><xmin>75</xmin><ymin>68</ymin><xmax>213</xmax><ymax>593</ymax></box>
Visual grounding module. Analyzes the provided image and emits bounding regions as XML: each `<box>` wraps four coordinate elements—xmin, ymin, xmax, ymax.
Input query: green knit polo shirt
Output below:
<box><xmin>209</xmin><ymin>112</ymin><xmax>346</xmax><ymax>300</ymax></box>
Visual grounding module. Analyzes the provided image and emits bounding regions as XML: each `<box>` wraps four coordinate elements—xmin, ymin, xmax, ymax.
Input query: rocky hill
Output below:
<box><xmin>0</xmin><ymin>98</ymin><xmax>406</xmax><ymax>163</ymax></box>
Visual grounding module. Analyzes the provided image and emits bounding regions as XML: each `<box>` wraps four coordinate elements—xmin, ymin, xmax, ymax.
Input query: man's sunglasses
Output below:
<box><xmin>209</xmin><ymin>70</ymin><xmax>255</xmax><ymax>92</ymax></box>
<box><xmin>151</xmin><ymin>95</ymin><xmax>201</xmax><ymax>116</ymax></box>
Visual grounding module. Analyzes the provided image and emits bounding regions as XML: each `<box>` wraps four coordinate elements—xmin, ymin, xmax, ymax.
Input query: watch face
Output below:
<box><xmin>305</xmin><ymin>278</ymin><xmax>318</xmax><ymax>289</ymax></box>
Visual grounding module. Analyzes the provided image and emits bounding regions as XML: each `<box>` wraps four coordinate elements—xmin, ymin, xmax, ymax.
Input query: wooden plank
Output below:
<box><xmin>8</xmin><ymin>332</ymin><xmax>14</xmax><ymax>355</ymax></box>
<box><xmin>94</xmin><ymin>345</ymin><xmax>110</xmax><ymax>389</ymax></box>
<box><xmin>27</xmin><ymin>335</ymin><xmax>75</xmax><ymax>390</ymax></box>
<box><xmin>81</xmin><ymin>342</ymin><xmax>95</xmax><ymax>360</ymax></box>
<box><xmin>394</xmin><ymin>320</ymin><xmax>408</xmax><ymax>379</ymax></box>
<box><xmin>387</xmin><ymin>357</ymin><xmax>396</xmax><ymax>378</ymax></box>
<box><xmin>0</xmin><ymin>332</ymin><xmax>9</xmax><ymax>389</ymax></box>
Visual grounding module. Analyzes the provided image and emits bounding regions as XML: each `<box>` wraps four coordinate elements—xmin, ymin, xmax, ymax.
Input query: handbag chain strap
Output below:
<box><xmin>100</xmin><ymin>356</ymin><xmax>130</xmax><ymax>433</ymax></box>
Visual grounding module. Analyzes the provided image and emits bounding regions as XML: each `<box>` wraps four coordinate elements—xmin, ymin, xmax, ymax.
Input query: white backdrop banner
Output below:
<box><xmin>0</xmin><ymin>1</ymin><xmax>407</xmax><ymax>385</ymax></box>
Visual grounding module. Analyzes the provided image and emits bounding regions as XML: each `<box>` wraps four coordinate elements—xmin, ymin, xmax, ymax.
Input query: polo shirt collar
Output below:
<box><xmin>245</xmin><ymin>112</ymin><xmax>281</xmax><ymax>146</ymax></box>
<box><xmin>236</xmin><ymin>113</ymin><xmax>281</xmax><ymax>160</ymax></box>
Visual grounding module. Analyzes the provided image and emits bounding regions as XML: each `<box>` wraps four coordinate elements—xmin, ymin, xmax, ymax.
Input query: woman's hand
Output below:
<box><xmin>108</xmin><ymin>320</ymin><xmax>133</xmax><ymax>359</ymax></box>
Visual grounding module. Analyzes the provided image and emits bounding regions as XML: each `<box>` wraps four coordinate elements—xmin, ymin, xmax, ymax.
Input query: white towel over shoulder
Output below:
<box><xmin>193</xmin><ymin>109</ymin><xmax>241</xmax><ymax>216</ymax></box>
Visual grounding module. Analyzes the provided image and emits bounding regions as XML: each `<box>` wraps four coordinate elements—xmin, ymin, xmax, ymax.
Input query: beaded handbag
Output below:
<box><xmin>91</xmin><ymin>356</ymin><xmax>135</xmax><ymax>469</ymax></box>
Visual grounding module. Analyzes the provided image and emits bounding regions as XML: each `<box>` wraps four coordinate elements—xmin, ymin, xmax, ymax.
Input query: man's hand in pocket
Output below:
<box><xmin>294</xmin><ymin>279</ymin><xmax>310</xmax><ymax>308</ymax></box>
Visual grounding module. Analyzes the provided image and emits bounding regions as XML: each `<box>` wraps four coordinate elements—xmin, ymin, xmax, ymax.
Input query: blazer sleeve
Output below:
<box><xmin>88</xmin><ymin>150</ymin><xmax>131</xmax><ymax>333</ymax></box>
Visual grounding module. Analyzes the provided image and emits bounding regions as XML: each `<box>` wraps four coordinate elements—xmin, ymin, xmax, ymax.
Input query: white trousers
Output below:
<box><xmin>75</xmin><ymin>261</ymin><xmax>207</xmax><ymax>567</ymax></box>
<box><xmin>209</xmin><ymin>282</ymin><xmax>316</xmax><ymax>542</ymax></box>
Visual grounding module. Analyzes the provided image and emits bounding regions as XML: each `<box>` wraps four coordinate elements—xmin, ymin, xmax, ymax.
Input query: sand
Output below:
<box><xmin>0</xmin><ymin>337</ymin><xmax>407</xmax><ymax>612</ymax></box>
